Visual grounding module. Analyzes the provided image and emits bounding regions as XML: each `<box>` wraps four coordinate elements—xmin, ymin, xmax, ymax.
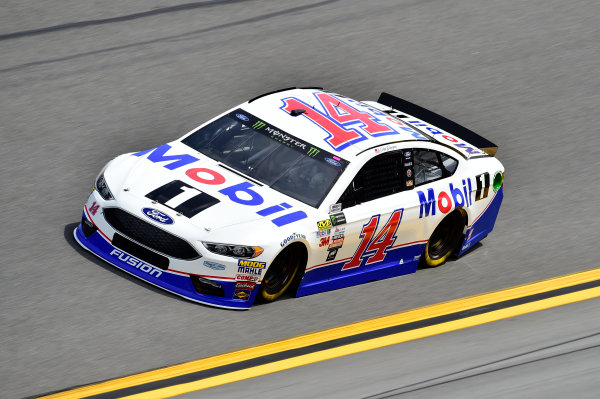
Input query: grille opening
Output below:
<box><xmin>112</xmin><ymin>234</ymin><xmax>170</xmax><ymax>270</ymax></box>
<box><xmin>81</xmin><ymin>217</ymin><xmax>97</xmax><ymax>237</ymax></box>
<box><xmin>191</xmin><ymin>276</ymin><xmax>225</xmax><ymax>297</ymax></box>
<box><xmin>104</xmin><ymin>208</ymin><xmax>199</xmax><ymax>260</ymax></box>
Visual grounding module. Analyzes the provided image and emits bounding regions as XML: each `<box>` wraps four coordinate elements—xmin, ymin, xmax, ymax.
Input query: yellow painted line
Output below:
<box><xmin>122</xmin><ymin>286</ymin><xmax>600</xmax><ymax>399</ymax></box>
<box><xmin>40</xmin><ymin>267</ymin><xmax>600</xmax><ymax>399</ymax></box>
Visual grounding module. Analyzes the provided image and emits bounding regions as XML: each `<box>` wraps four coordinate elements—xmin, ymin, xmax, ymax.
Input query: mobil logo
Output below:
<box><xmin>133</xmin><ymin>144</ymin><xmax>307</xmax><ymax>227</ymax></box>
<box><xmin>417</xmin><ymin>179</ymin><xmax>473</xmax><ymax>218</ymax></box>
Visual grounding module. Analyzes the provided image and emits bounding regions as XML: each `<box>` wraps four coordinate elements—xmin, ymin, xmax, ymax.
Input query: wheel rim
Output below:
<box><xmin>261</xmin><ymin>248</ymin><xmax>300</xmax><ymax>299</ymax></box>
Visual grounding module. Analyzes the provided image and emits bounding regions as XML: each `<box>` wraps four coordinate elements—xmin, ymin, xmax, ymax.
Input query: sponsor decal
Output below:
<box><xmin>333</xmin><ymin>226</ymin><xmax>345</xmax><ymax>234</ymax></box>
<box><xmin>324</xmin><ymin>157</ymin><xmax>341</xmax><ymax>167</ymax></box>
<box><xmin>280</xmin><ymin>232</ymin><xmax>307</xmax><ymax>247</ymax></box>
<box><xmin>238</xmin><ymin>267</ymin><xmax>262</xmax><ymax>275</ymax></box>
<box><xmin>404</xmin><ymin>162</ymin><xmax>413</xmax><ymax>167</ymax></box>
<box><xmin>89</xmin><ymin>201</ymin><xmax>100</xmax><ymax>216</ymax></box>
<box><xmin>146</xmin><ymin>180</ymin><xmax>219</xmax><ymax>218</ymax></box>
<box><xmin>134</xmin><ymin>144</ymin><xmax>308</xmax><ymax>227</ymax></box>
<box><xmin>406</xmin><ymin>169</ymin><xmax>412</xmax><ymax>178</ymax></box>
<box><xmin>406</xmin><ymin>180</ymin><xmax>414</xmax><ymax>187</ymax></box>
<box><xmin>319</xmin><ymin>237</ymin><xmax>330</xmax><ymax>247</ymax></box>
<box><xmin>406</xmin><ymin>120</ymin><xmax>483</xmax><ymax>156</ymax></box>
<box><xmin>235</xmin><ymin>281</ymin><xmax>256</xmax><ymax>290</ymax></box>
<box><xmin>399</xmin><ymin>258</ymin><xmax>404</xmax><ymax>265</ymax></box>
<box><xmin>329</xmin><ymin>212</ymin><xmax>346</xmax><ymax>226</ymax></box>
<box><xmin>475</xmin><ymin>172</ymin><xmax>490</xmax><ymax>201</ymax></box>
<box><xmin>236</xmin><ymin>274</ymin><xmax>258</xmax><ymax>282</ymax></box>
<box><xmin>141</xmin><ymin>208</ymin><xmax>174</xmax><ymax>224</ymax></box>
<box><xmin>234</xmin><ymin>289</ymin><xmax>251</xmax><ymax>300</ymax></box>
<box><xmin>404</xmin><ymin>151</ymin><xmax>412</xmax><ymax>157</ymax></box>
<box><xmin>265</xmin><ymin>126</ymin><xmax>307</xmax><ymax>151</ymax></box>
<box><xmin>413</xmin><ymin>255</ymin><xmax>421</xmax><ymax>261</ymax></box>
<box><xmin>329</xmin><ymin>203</ymin><xmax>342</xmax><ymax>214</ymax></box>
<box><xmin>417</xmin><ymin>178</ymin><xmax>473</xmax><ymax>218</ymax></box>
<box><xmin>307</xmin><ymin>147</ymin><xmax>320</xmax><ymax>157</ymax></box>
<box><xmin>317</xmin><ymin>219</ymin><xmax>333</xmax><ymax>230</ymax></box>
<box><xmin>252</xmin><ymin>120</ymin><xmax>266</xmax><ymax>130</ymax></box>
<box><xmin>326</xmin><ymin>247</ymin><xmax>338</xmax><ymax>262</ymax></box>
<box><xmin>203</xmin><ymin>261</ymin><xmax>225</xmax><ymax>270</ymax></box>
<box><xmin>280</xmin><ymin>92</ymin><xmax>425</xmax><ymax>151</ymax></box>
<box><xmin>236</xmin><ymin>113</ymin><xmax>249</xmax><ymax>122</ymax></box>
<box><xmin>109</xmin><ymin>249</ymin><xmax>162</xmax><ymax>277</ymax></box>
<box><xmin>237</xmin><ymin>260</ymin><xmax>266</xmax><ymax>269</ymax></box>
<box><xmin>328</xmin><ymin>234</ymin><xmax>344</xmax><ymax>249</ymax></box>
<box><xmin>316</xmin><ymin>228</ymin><xmax>330</xmax><ymax>237</ymax></box>
<box><xmin>462</xmin><ymin>243</ymin><xmax>471</xmax><ymax>251</ymax></box>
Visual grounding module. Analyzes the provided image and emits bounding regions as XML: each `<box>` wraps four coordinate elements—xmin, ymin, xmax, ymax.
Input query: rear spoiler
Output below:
<box><xmin>378</xmin><ymin>92</ymin><xmax>498</xmax><ymax>157</ymax></box>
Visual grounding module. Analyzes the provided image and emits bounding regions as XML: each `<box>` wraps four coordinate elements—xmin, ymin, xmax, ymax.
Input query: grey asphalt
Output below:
<box><xmin>1</xmin><ymin>0</ymin><xmax>599</xmax><ymax>398</ymax></box>
<box><xmin>184</xmin><ymin>297</ymin><xmax>600</xmax><ymax>399</ymax></box>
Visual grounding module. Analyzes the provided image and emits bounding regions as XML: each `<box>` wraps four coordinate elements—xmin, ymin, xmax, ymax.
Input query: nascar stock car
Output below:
<box><xmin>74</xmin><ymin>87</ymin><xmax>504</xmax><ymax>309</ymax></box>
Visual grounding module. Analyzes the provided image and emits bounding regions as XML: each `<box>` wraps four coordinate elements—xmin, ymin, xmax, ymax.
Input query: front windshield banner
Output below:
<box><xmin>182</xmin><ymin>110</ymin><xmax>348</xmax><ymax>208</ymax></box>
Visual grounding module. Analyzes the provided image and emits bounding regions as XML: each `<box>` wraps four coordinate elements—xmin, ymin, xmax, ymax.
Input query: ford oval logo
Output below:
<box><xmin>142</xmin><ymin>208</ymin><xmax>174</xmax><ymax>224</ymax></box>
<box><xmin>324</xmin><ymin>157</ymin><xmax>341</xmax><ymax>167</ymax></box>
<box><xmin>236</xmin><ymin>113</ymin><xmax>249</xmax><ymax>122</ymax></box>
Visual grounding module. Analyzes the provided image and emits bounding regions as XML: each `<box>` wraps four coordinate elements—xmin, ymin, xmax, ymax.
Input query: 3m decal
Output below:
<box><xmin>317</xmin><ymin>219</ymin><xmax>333</xmax><ymax>230</ymax></box>
<box><xmin>146</xmin><ymin>180</ymin><xmax>219</xmax><ymax>218</ymax></box>
<box><xmin>475</xmin><ymin>172</ymin><xmax>490</xmax><ymax>201</ymax></box>
<box><xmin>133</xmin><ymin>145</ymin><xmax>307</xmax><ymax>227</ymax></box>
<box><xmin>319</xmin><ymin>237</ymin><xmax>330</xmax><ymax>247</ymax></box>
<box><xmin>89</xmin><ymin>201</ymin><xmax>100</xmax><ymax>216</ymax></box>
<box><xmin>342</xmin><ymin>209</ymin><xmax>403</xmax><ymax>270</ymax></box>
<box><xmin>281</xmin><ymin>93</ymin><xmax>422</xmax><ymax>151</ymax></box>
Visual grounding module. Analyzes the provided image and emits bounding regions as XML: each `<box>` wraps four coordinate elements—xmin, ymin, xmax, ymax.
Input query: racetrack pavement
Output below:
<box><xmin>1</xmin><ymin>0</ymin><xmax>600</xmax><ymax>397</ymax></box>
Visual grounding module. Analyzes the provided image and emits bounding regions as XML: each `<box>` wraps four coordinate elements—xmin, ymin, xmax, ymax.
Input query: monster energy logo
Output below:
<box><xmin>307</xmin><ymin>147</ymin><xmax>320</xmax><ymax>157</ymax></box>
<box><xmin>252</xmin><ymin>121</ymin><xmax>266</xmax><ymax>130</ymax></box>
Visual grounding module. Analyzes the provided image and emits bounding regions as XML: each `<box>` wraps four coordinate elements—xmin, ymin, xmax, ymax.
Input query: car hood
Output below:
<box><xmin>103</xmin><ymin>141</ymin><xmax>314</xmax><ymax>236</ymax></box>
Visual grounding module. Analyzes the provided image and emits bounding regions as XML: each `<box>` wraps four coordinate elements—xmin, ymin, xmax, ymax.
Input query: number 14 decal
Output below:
<box><xmin>342</xmin><ymin>209</ymin><xmax>403</xmax><ymax>270</ymax></box>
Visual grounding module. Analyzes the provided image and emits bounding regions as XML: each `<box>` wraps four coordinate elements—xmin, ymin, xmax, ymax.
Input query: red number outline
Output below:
<box><xmin>342</xmin><ymin>209</ymin><xmax>403</xmax><ymax>270</ymax></box>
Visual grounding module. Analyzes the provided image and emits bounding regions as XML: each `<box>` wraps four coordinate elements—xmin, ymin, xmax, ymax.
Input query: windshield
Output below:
<box><xmin>181</xmin><ymin>110</ymin><xmax>348</xmax><ymax>208</ymax></box>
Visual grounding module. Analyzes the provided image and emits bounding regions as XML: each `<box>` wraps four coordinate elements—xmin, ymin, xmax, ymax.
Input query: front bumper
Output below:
<box><xmin>74</xmin><ymin>205</ymin><xmax>259</xmax><ymax>309</ymax></box>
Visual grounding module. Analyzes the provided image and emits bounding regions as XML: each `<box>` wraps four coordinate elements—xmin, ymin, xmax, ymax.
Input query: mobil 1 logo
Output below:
<box><xmin>146</xmin><ymin>180</ymin><xmax>219</xmax><ymax>217</ymax></box>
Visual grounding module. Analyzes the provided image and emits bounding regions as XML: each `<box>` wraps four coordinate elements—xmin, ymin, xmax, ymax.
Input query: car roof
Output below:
<box><xmin>240</xmin><ymin>88</ymin><xmax>429</xmax><ymax>161</ymax></box>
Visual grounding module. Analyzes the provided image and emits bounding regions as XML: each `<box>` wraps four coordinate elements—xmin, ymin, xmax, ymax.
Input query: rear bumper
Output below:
<box><xmin>74</xmin><ymin>213</ymin><xmax>256</xmax><ymax>309</ymax></box>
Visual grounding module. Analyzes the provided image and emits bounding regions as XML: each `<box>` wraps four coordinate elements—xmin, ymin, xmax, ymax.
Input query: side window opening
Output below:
<box><xmin>338</xmin><ymin>151</ymin><xmax>403</xmax><ymax>209</ymax></box>
<box><xmin>414</xmin><ymin>150</ymin><xmax>458</xmax><ymax>186</ymax></box>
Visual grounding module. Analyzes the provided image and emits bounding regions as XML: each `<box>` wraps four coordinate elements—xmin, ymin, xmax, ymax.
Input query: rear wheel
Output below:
<box><xmin>423</xmin><ymin>211</ymin><xmax>464</xmax><ymax>267</ymax></box>
<box><xmin>259</xmin><ymin>244</ymin><xmax>304</xmax><ymax>302</ymax></box>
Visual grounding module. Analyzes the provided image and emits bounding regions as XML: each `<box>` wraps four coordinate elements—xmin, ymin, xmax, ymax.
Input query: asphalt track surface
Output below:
<box><xmin>183</xmin><ymin>297</ymin><xmax>600</xmax><ymax>399</ymax></box>
<box><xmin>1</xmin><ymin>0</ymin><xmax>599</xmax><ymax>397</ymax></box>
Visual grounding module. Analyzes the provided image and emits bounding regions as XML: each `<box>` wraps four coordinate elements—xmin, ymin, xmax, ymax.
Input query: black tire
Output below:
<box><xmin>259</xmin><ymin>244</ymin><xmax>304</xmax><ymax>302</ymax></box>
<box><xmin>423</xmin><ymin>211</ymin><xmax>464</xmax><ymax>267</ymax></box>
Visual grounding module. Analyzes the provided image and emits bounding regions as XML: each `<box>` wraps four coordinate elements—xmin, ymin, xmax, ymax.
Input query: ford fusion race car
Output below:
<box><xmin>74</xmin><ymin>87</ymin><xmax>504</xmax><ymax>309</ymax></box>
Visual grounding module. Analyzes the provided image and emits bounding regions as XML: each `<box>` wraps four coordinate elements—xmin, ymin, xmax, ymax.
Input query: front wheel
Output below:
<box><xmin>259</xmin><ymin>245</ymin><xmax>304</xmax><ymax>302</ymax></box>
<box><xmin>423</xmin><ymin>211</ymin><xmax>464</xmax><ymax>267</ymax></box>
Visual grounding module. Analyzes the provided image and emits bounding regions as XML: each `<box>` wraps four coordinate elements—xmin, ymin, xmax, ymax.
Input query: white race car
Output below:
<box><xmin>74</xmin><ymin>88</ymin><xmax>504</xmax><ymax>309</ymax></box>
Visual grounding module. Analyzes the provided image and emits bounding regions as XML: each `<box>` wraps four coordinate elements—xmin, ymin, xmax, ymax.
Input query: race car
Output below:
<box><xmin>74</xmin><ymin>87</ymin><xmax>504</xmax><ymax>309</ymax></box>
